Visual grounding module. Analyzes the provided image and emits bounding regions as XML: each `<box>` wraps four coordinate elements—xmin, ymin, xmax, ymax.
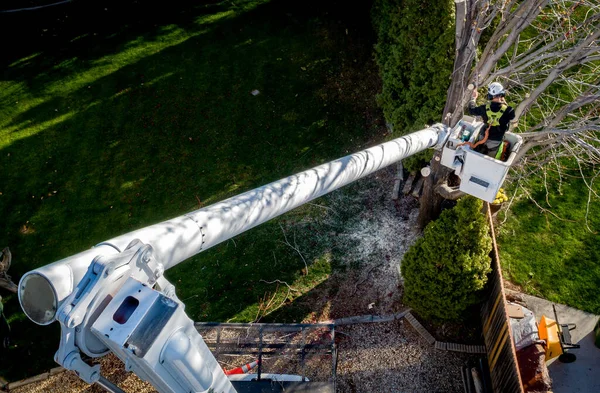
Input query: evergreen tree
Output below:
<box><xmin>400</xmin><ymin>197</ymin><xmax>492</xmax><ymax>321</ymax></box>
<box><xmin>372</xmin><ymin>0</ymin><xmax>455</xmax><ymax>171</ymax></box>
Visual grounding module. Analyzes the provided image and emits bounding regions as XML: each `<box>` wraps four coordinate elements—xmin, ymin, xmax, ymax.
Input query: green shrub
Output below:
<box><xmin>372</xmin><ymin>0</ymin><xmax>455</xmax><ymax>171</ymax></box>
<box><xmin>400</xmin><ymin>197</ymin><xmax>492</xmax><ymax>321</ymax></box>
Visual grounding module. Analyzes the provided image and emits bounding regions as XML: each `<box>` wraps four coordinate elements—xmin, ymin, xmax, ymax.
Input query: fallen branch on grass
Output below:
<box><xmin>259</xmin><ymin>279</ymin><xmax>301</xmax><ymax>292</ymax></box>
<box><xmin>254</xmin><ymin>279</ymin><xmax>301</xmax><ymax>322</ymax></box>
<box><xmin>279</xmin><ymin>224</ymin><xmax>309</xmax><ymax>275</ymax></box>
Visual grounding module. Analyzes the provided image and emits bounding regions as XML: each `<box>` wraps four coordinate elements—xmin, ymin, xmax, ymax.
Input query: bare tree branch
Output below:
<box><xmin>514</xmin><ymin>29</ymin><xmax>600</xmax><ymax>120</ymax></box>
<box><xmin>583</xmin><ymin>169</ymin><xmax>600</xmax><ymax>233</ymax></box>
<box><xmin>479</xmin><ymin>0</ymin><xmax>550</xmax><ymax>78</ymax></box>
<box><xmin>279</xmin><ymin>224</ymin><xmax>309</xmax><ymax>275</ymax></box>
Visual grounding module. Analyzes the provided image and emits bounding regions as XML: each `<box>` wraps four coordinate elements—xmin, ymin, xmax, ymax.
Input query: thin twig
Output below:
<box><xmin>543</xmin><ymin>167</ymin><xmax>552</xmax><ymax>207</ymax></box>
<box><xmin>583</xmin><ymin>169</ymin><xmax>600</xmax><ymax>234</ymax></box>
<box><xmin>259</xmin><ymin>279</ymin><xmax>300</xmax><ymax>292</ymax></box>
<box><xmin>308</xmin><ymin>202</ymin><xmax>338</xmax><ymax>214</ymax></box>
<box><xmin>521</xmin><ymin>187</ymin><xmax>577</xmax><ymax>223</ymax></box>
<box><xmin>500</xmin><ymin>179</ymin><xmax>522</xmax><ymax>225</ymax></box>
<box><xmin>351</xmin><ymin>261</ymin><xmax>384</xmax><ymax>296</ymax></box>
<box><xmin>279</xmin><ymin>224</ymin><xmax>309</xmax><ymax>275</ymax></box>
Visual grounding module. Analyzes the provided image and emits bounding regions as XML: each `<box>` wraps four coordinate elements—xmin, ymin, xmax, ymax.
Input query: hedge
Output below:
<box><xmin>400</xmin><ymin>197</ymin><xmax>492</xmax><ymax>321</ymax></box>
<box><xmin>372</xmin><ymin>0</ymin><xmax>455</xmax><ymax>171</ymax></box>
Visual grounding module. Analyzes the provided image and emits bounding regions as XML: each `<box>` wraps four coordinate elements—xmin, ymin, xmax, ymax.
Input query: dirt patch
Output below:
<box><xmin>411</xmin><ymin>308</ymin><xmax>484</xmax><ymax>345</ymax></box>
<box><xmin>297</xmin><ymin>169</ymin><xmax>472</xmax><ymax>391</ymax></box>
<box><xmin>503</xmin><ymin>278</ymin><xmax>524</xmax><ymax>293</ymax></box>
<box><xmin>277</xmin><ymin>167</ymin><xmax>421</xmax><ymax>321</ymax></box>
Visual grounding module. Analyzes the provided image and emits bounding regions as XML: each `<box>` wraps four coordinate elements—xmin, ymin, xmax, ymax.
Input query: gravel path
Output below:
<box><xmin>336</xmin><ymin>320</ymin><xmax>467</xmax><ymax>392</ymax></box>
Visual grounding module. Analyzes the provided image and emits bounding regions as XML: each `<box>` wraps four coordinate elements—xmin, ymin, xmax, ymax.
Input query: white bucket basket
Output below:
<box><xmin>441</xmin><ymin>117</ymin><xmax>522</xmax><ymax>203</ymax></box>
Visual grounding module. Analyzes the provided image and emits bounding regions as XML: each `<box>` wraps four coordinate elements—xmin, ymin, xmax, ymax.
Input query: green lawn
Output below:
<box><xmin>0</xmin><ymin>0</ymin><xmax>381</xmax><ymax>379</ymax></box>
<box><xmin>498</xmin><ymin>166</ymin><xmax>600</xmax><ymax>314</ymax></box>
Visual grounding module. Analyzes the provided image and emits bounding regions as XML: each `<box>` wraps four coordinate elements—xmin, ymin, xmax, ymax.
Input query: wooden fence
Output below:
<box><xmin>481</xmin><ymin>205</ymin><xmax>524</xmax><ymax>393</ymax></box>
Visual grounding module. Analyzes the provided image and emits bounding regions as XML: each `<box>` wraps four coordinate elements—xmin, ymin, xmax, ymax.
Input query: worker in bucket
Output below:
<box><xmin>467</xmin><ymin>82</ymin><xmax>515</xmax><ymax>158</ymax></box>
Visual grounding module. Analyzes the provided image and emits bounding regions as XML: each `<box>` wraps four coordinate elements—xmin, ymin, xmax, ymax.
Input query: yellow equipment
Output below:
<box><xmin>538</xmin><ymin>305</ymin><xmax>579</xmax><ymax>363</ymax></box>
<box><xmin>538</xmin><ymin>315</ymin><xmax>562</xmax><ymax>361</ymax></box>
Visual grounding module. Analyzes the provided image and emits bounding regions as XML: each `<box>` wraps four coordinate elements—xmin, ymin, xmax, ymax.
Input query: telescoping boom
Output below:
<box><xmin>19</xmin><ymin>125</ymin><xmax>450</xmax><ymax>393</ymax></box>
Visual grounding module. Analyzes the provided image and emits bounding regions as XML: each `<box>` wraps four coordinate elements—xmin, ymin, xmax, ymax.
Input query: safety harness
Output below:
<box><xmin>485</xmin><ymin>103</ymin><xmax>507</xmax><ymax>126</ymax></box>
<box><xmin>462</xmin><ymin>102</ymin><xmax>508</xmax><ymax>152</ymax></box>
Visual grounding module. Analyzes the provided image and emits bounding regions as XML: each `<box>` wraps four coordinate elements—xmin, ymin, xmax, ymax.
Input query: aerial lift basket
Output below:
<box><xmin>441</xmin><ymin>116</ymin><xmax>523</xmax><ymax>203</ymax></box>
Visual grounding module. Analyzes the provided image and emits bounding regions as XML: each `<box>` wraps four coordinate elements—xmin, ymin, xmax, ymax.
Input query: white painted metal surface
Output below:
<box><xmin>440</xmin><ymin>116</ymin><xmax>483</xmax><ymax>169</ymax></box>
<box><xmin>228</xmin><ymin>374</ymin><xmax>307</xmax><ymax>382</ymax></box>
<box><xmin>92</xmin><ymin>277</ymin><xmax>236</xmax><ymax>393</ymax></box>
<box><xmin>18</xmin><ymin>246</ymin><xmax>119</xmax><ymax>325</ymax></box>
<box><xmin>457</xmin><ymin>132</ymin><xmax>522</xmax><ymax>202</ymax></box>
<box><xmin>440</xmin><ymin>117</ymin><xmax>522</xmax><ymax>202</ymax></box>
<box><xmin>50</xmin><ymin>241</ymin><xmax>169</xmax><ymax>383</ymax></box>
<box><xmin>104</xmin><ymin>126</ymin><xmax>444</xmax><ymax>269</ymax></box>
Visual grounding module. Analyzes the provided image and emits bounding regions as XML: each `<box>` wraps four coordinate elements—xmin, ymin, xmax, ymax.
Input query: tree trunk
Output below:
<box><xmin>417</xmin><ymin>152</ymin><xmax>451</xmax><ymax>229</ymax></box>
<box><xmin>436</xmin><ymin>182</ymin><xmax>466</xmax><ymax>200</ymax></box>
<box><xmin>419</xmin><ymin>0</ymin><xmax>482</xmax><ymax>229</ymax></box>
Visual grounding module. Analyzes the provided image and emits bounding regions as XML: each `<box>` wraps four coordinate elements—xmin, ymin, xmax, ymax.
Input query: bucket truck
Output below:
<box><xmin>17</xmin><ymin>121</ymin><xmax>521</xmax><ymax>393</ymax></box>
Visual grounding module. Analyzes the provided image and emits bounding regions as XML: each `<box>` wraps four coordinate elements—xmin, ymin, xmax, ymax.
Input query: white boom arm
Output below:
<box><xmin>18</xmin><ymin>124</ymin><xmax>447</xmax><ymax>393</ymax></box>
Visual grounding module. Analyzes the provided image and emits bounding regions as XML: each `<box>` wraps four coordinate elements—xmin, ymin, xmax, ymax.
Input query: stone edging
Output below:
<box><xmin>334</xmin><ymin>309</ymin><xmax>411</xmax><ymax>325</ymax></box>
<box><xmin>405</xmin><ymin>312</ymin><xmax>436</xmax><ymax>344</ymax></box>
<box><xmin>405</xmin><ymin>312</ymin><xmax>486</xmax><ymax>354</ymax></box>
<box><xmin>435</xmin><ymin>341</ymin><xmax>486</xmax><ymax>354</ymax></box>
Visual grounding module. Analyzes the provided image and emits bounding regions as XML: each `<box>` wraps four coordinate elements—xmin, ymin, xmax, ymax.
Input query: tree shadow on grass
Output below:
<box><xmin>2</xmin><ymin>0</ymin><xmax>285</xmax><ymax>130</ymax></box>
<box><xmin>1</xmin><ymin>0</ymin><xmax>233</xmax><ymax>72</ymax></box>
<box><xmin>0</xmin><ymin>0</ymin><xmax>381</xmax><ymax>381</ymax></box>
<box><xmin>1</xmin><ymin>0</ymin><xmax>375</xmax><ymax>88</ymax></box>
<box><xmin>1</xmin><ymin>0</ymin><xmax>382</xmax><ymax>273</ymax></box>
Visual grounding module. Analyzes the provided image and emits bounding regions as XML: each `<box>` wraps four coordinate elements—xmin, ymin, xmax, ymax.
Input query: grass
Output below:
<box><xmin>497</xmin><ymin>165</ymin><xmax>600</xmax><ymax>314</ymax></box>
<box><xmin>0</xmin><ymin>0</ymin><xmax>382</xmax><ymax>379</ymax></box>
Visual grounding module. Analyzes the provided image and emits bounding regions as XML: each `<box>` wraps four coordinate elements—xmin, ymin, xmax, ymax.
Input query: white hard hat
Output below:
<box><xmin>488</xmin><ymin>82</ymin><xmax>505</xmax><ymax>97</ymax></box>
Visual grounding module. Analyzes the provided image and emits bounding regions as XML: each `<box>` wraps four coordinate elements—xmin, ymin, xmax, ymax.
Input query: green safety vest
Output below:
<box><xmin>486</xmin><ymin>103</ymin><xmax>507</xmax><ymax>126</ymax></box>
